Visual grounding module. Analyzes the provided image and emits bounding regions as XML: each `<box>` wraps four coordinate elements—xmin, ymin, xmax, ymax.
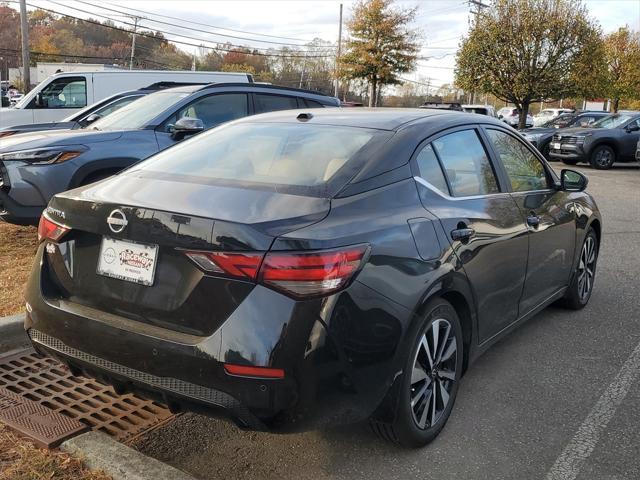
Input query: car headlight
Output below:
<box><xmin>573</xmin><ymin>134</ymin><xmax>592</xmax><ymax>144</ymax></box>
<box><xmin>0</xmin><ymin>146</ymin><xmax>88</xmax><ymax>165</ymax></box>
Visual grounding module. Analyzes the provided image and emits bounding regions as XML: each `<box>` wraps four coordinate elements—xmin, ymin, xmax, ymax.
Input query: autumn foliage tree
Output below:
<box><xmin>602</xmin><ymin>27</ymin><xmax>640</xmax><ymax>112</ymax></box>
<box><xmin>455</xmin><ymin>0</ymin><xmax>603</xmax><ymax>128</ymax></box>
<box><xmin>338</xmin><ymin>0</ymin><xmax>420</xmax><ymax>106</ymax></box>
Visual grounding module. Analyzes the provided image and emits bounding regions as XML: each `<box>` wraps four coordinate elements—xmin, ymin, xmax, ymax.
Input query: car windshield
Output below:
<box><xmin>131</xmin><ymin>123</ymin><xmax>381</xmax><ymax>197</ymax></box>
<box><xmin>592</xmin><ymin>114</ymin><xmax>635</xmax><ymax>129</ymax></box>
<box><xmin>542</xmin><ymin>114</ymin><xmax>575</xmax><ymax>127</ymax></box>
<box><xmin>88</xmin><ymin>90</ymin><xmax>189</xmax><ymax>131</ymax></box>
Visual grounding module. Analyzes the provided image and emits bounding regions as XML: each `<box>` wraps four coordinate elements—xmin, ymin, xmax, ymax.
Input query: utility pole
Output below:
<box><xmin>19</xmin><ymin>0</ymin><xmax>30</xmax><ymax>91</ymax></box>
<box><xmin>467</xmin><ymin>0</ymin><xmax>488</xmax><ymax>104</ymax></box>
<box><xmin>334</xmin><ymin>3</ymin><xmax>343</xmax><ymax>98</ymax></box>
<box><xmin>129</xmin><ymin>16</ymin><xmax>139</xmax><ymax>70</ymax></box>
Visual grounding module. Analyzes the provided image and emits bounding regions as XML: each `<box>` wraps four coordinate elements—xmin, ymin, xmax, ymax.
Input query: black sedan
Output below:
<box><xmin>520</xmin><ymin>111</ymin><xmax>609</xmax><ymax>159</ymax></box>
<box><xmin>25</xmin><ymin>109</ymin><xmax>601</xmax><ymax>447</ymax></box>
<box><xmin>548</xmin><ymin>112</ymin><xmax>640</xmax><ymax>168</ymax></box>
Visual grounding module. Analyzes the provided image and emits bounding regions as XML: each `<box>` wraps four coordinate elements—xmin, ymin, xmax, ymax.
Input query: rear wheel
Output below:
<box><xmin>370</xmin><ymin>298</ymin><xmax>463</xmax><ymax>447</ymax></box>
<box><xmin>560</xmin><ymin>228</ymin><xmax>598</xmax><ymax>309</ymax></box>
<box><xmin>590</xmin><ymin>145</ymin><xmax>615</xmax><ymax>169</ymax></box>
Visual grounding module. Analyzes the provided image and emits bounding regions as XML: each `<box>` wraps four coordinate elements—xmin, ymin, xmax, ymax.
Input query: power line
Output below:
<box><xmin>33</xmin><ymin>0</ymin><xmax>335</xmax><ymax>55</ymax></box>
<box><xmin>71</xmin><ymin>0</ymin><xmax>334</xmax><ymax>49</ymax></box>
<box><xmin>100</xmin><ymin>0</ymin><xmax>322</xmax><ymax>44</ymax></box>
<box><xmin>12</xmin><ymin>1</ymin><xmax>334</xmax><ymax>59</ymax></box>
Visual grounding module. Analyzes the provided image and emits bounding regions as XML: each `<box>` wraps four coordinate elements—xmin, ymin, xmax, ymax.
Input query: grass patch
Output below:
<box><xmin>0</xmin><ymin>222</ymin><xmax>38</xmax><ymax>317</ymax></box>
<box><xmin>0</xmin><ymin>423</ymin><xmax>111</xmax><ymax>480</ymax></box>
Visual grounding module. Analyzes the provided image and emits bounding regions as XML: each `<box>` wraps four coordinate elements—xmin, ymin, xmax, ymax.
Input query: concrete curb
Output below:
<box><xmin>61</xmin><ymin>431</ymin><xmax>196</xmax><ymax>480</ymax></box>
<box><xmin>0</xmin><ymin>315</ymin><xmax>192</xmax><ymax>480</ymax></box>
<box><xmin>0</xmin><ymin>313</ymin><xmax>29</xmax><ymax>354</ymax></box>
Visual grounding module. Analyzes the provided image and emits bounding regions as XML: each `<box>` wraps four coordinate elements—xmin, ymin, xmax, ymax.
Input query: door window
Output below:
<box><xmin>32</xmin><ymin>77</ymin><xmax>87</xmax><ymax>109</ymax></box>
<box><xmin>415</xmin><ymin>143</ymin><xmax>449</xmax><ymax>194</ymax></box>
<box><xmin>254</xmin><ymin>94</ymin><xmax>299</xmax><ymax>113</ymax></box>
<box><xmin>164</xmin><ymin>93</ymin><xmax>248</xmax><ymax>131</ymax></box>
<box><xmin>92</xmin><ymin>95</ymin><xmax>143</xmax><ymax>118</ymax></box>
<box><xmin>431</xmin><ymin>129</ymin><xmax>500</xmax><ymax>197</ymax></box>
<box><xmin>486</xmin><ymin>129</ymin><xmax>550</xmax><ymax>192</ymax></box>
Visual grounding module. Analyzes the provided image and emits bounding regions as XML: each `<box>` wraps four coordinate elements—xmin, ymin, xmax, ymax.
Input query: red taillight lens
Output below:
<box><xmin>224</xmin><ymin>364</ymin><xmax>285</xmax><ymax>379</ymax></box>
<box><xmin>184</xmin><ymin>251</ymin><xmax>264</xmax><ymax>281</ymax></box>
<box><xmin>185</xmin><ymin>245</ymin><xmax>368</xmax><ymax>298</ymax></box>
<box><xmin>259</xmin><ymin>245</ymin><xmax>368</xmax><ymax>298</ymax></box>
<box><xmin>37</xmin><ymin>214</ymin><xmax>69</xmax><ymax>243</ymax></box>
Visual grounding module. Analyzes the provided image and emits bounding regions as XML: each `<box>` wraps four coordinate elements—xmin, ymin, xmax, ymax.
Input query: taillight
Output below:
<box><xmin>184</xmin><ymin>245</ymin><xmax>368</xmax><ymax>298</ymax></box>
<box><xmin>184</xmin><ymin>251</ymin><xmax>263</xmax><ymax>281</ymax></box>
<box><xmin>259</xmin><ymin>246</ymin><xmax>368</xmax><ymax>298</ymax></box>
<box><xmin>37</xmin><ymin>214</ymin><xmax>69</xmax><ymax>243</ymax></box>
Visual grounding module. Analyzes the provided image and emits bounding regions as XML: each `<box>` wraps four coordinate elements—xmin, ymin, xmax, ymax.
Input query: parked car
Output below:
<box><xmin>548</xmin><ymin>112</ymin><xmax>640</xmax><ymax>169</ymax></box>
<box><xmin>0</xmin><ymin>82</ymin><xmax>205</xmax><ymax>138</ymax></box>
<box><xmin>497</xmin><ymin>107</ymin><xmax>533</xmax><ymax>128</ymax></box>
<box><xmin>462</xmin><ymin>104</ymin><xmax>497</xmax><ymax>117</ymax></box>
<box><xmin>0</xmin><ymin>70</ymin><xmax>253</xmax><ymax>128</ymax></box>
<box><xmin>520</xmin><ymin>111</ymin><xmax>609</xmax><ymax>159</ymax></box>
<box><xmin>636</xmin><ymin>138</ymin><xmax>640</xmax><ymax>161</ymax></box>
<box><xmin>0</xmin><ymin>83</ymin><xmax>340</xmax><ymax>225</ymax></box>
<box><xmin>533</xmin><ymin>108</ymin><xmax>574</xmax><ymax>127</ymax></box>
<box><xmin>26</xmin><ymin>108</ymin><xmax>601</xmax><ymax>448</ymax></box>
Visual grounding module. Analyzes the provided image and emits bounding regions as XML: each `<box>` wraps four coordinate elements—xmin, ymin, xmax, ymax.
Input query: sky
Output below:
<box><xmin>20</xmin><ymin>0</ymin><xmax>640</xmax><ymax>88</ymax></box>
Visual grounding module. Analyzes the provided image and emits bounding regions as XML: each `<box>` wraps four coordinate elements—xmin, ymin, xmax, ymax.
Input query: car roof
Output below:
<box><xmin>463</xmin><ymin>104</ymin><xmax>493</xmax><ymax>108</ymax></box>
<box><xmin>236</xmin><ymin>108</ymin><xmax>505</xmax><ymax>131</ymax></box>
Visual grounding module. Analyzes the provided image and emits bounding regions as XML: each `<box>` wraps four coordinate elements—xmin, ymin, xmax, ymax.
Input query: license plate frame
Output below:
<box><xmin>96</xmin><ymin>237</ymin><xmax>159</xmax><ymax>286</ymax></box>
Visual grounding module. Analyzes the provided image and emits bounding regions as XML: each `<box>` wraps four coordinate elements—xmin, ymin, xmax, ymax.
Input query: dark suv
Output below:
<box><xmin>520</xmin><ymin>111</ymin><xmax>609</xmax><ymax>159</ymax></box>
<box><xmin>548</xmin><ymin>112</ymin><xmax>640</xmax><ymax>169</ymax></box>
<box><xmin>0</xmin><ymin>83</ymin><xmax>340</xmax><ymax>225</ymax></box>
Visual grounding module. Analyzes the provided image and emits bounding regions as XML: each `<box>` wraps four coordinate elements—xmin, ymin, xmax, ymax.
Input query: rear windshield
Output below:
<box><xmin>131</xmin><ymin>122</ymin><xmax>383</xmax><ymax>197</ymax></box>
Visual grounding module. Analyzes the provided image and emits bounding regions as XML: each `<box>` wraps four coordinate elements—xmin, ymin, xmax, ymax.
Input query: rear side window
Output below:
<box><xmin>415</xmin><ymin>144</ymin><xmax>449</xmax><ymax>194</ymax></box>
<box><xmin>92</xmin><ymin>95</ymin><xmax>143</xmax><ymax>118</ymax></box>
<box><xmin>135</xmin><ymin>123</ymin><xmax>379</xmax><ymax>196</ymax></box>
<box><xmin>431</xmin><ymin>130</ymin><xmax>499</xmax><ymax>197</ymax></box>
<box><xmin>486</xmin><ymin>129</ymin><xmax>550</xmax><ymax>192</ymax></box>
<box><xmin>254</xmin><ymin>94</ymin><xmax>299</xmax><ymax>113</ymax></box>
<box><xmin>304</xmin><ymin>99</ymin><xmax>325</xmax><ymax>108</ymax></box>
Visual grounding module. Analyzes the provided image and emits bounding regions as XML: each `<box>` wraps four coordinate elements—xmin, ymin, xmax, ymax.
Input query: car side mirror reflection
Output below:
<box><xmin>170</xmin><ymin>117</ymin><xmax>204</xmax><ymax>140</ymax></box>
<box><xmin>626</xmin><ymin>123</ymin><xmax>640</xmax><ymax>132</ymax></box>
<box><xmin>560</xmin><ymin>169</ymin><xmax>588</xmax><ymax>192</ymax></box>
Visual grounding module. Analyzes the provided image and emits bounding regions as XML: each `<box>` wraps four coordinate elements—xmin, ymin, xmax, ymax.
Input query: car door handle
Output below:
<box><xmin>527</xmin><ymin>214</ymin><xmax>540</xmax><ymax>228</ymax></box>
<box><xmin>451</xmin><ymin>227</ymin><xmax>475</xmax><ymax>241</ymax></box>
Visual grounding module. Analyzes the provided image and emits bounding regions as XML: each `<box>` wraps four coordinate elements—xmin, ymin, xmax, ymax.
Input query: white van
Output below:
<box><xmin>0</xmin><ymin>70</ymin><xmax>253</xmax><ymax>128</ymax></box>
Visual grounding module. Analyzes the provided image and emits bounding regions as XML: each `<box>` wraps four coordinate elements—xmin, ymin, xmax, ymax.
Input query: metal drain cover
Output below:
<box><xmin>0</xmin><ymin>386</ymin><xmax>88</xmax><ymax>448</ymax></box>
<box><xmin>0</xmin><ymin>349</ymin><xmax>175</xmax><ymax>445</ymax></box>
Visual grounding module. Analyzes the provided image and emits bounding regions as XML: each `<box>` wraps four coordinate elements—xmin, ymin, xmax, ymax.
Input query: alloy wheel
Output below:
<box><xmin>594</xmin><ymin>149</ymin><xmax>612</xmax><ymax>168</ymax></box>
<box><xmin>410</xmin><ymin>318</ymin><xmax>457</xmax><ymax>429</ymax></box>
<box><xmin>577</xmin><ymin>235</ymin><xmax>596</xmax><ymax>301</ymax></box>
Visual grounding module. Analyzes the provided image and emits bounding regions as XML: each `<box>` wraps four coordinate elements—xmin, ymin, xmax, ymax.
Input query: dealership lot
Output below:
<box><xmin>132</xmin><ymin>163</ymin><xmax>640</xmax><ymax>480</ymax></box>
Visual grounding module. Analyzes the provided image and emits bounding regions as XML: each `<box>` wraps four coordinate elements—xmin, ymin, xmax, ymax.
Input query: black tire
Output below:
<box><xmin>561</xmin><ymin>158</ymin><xmax>579</xmax><ymax>165</ymax></box>
<box><xmin>560</xmin><ymin>228</ymin><xmax>598</xmax><ymax>310</ymax></box>
<box><xmin>370</xmin><ymin>298</ymin><xmax>463</xmax><ymax>447</ymax></box>
<box><xmin>590</xmin><ymin>145</ymin><xmax>615</xmax><ymax>169</ymax></box>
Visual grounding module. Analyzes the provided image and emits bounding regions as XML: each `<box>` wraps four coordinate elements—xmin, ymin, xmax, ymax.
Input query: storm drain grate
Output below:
<box><xmin>0</xmin><ymin>349</ymin><xmax>175</xmax><ymax>444</ymax></box>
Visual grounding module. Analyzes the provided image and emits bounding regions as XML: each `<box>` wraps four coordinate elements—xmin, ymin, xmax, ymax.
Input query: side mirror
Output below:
<box><xmin>35</xmin><ymin>92</ymin><xmax>44</xmax><ymax>108</ymax></box>
<box><xmin>83</xmin><ymin>113</ymin><xmax>102</xmax><ymax>126</ymax></box>
<box><xmin>170</xmin><ymin>117</ymin><xmax>204</xmax><ymax>140</ymax></box>
<box><xmin>625</xmin><ymin>123</ymin><xmax>639</xmax><ymax>132</ymax></box>
<box><xmin>560</xmin><ymin>169</ymin><xmax>588</xmax><ymax>192</ymax></box>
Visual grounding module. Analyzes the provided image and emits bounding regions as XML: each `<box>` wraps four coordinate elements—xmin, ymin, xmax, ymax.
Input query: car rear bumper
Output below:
<box><xmin>25</xmin><ymin>243</ymin><xmax>404</xmax><ymax>432</ymax></box>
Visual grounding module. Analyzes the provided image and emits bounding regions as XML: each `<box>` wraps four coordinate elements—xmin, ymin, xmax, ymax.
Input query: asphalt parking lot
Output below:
<box><xmin>130</xmin><ymin>162</ymin><xmax>637</xmax><ymax>480</ymax></box>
